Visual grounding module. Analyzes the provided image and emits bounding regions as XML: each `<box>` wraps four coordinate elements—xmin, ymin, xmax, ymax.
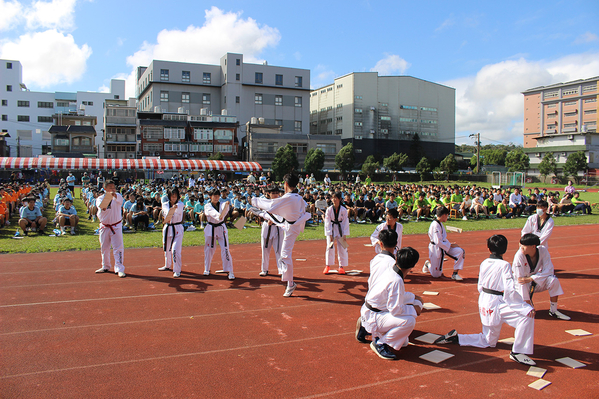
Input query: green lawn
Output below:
<box><xmin>1</xmin><ymin>185</ymin><xmax>597</xmax><ymax>254</ymax></box>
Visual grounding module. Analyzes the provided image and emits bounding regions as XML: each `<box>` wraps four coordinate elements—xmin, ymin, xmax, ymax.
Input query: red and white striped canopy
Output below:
<box><xmin>0</xmin><ymin>157</ymin><xmax>262</xmax><ymax>172</ymax></box>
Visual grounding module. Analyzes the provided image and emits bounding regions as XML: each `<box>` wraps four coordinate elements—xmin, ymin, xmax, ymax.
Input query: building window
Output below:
<box><xmin>275</xmin><ymin>119</ymin><xmax>282</xmax><ymax>126</ymax></box>
<box><xmin>355</xmin><ymin>121</ymin><xmax>363</xmax><ymax>126</ymax></box>
<box><xmin>380</xmin><ymin>116</ymin><xmax>392</xmax><ymax>121</ymax></box>
<box><xmin>421</xmin><ymin>107</ymin><xmax>437</xmax><ymax>112</ymax></box>
<box><xmin>17</xmin><ymin>101</ymin><xmax>30</xmax><ymax>107</ymax></box>
<box><xmin>6</xmin><ymin>62</ymin><xmax>12</xmax><ymax>69</ymax></box>
<box><xmin>584</xmin><ymin>109</ymin><xmax>597</xmax><ymax>114</ymax></box>
<box><xmin>564</xmin><ymin>111</ymin><xmax>577</xmax><ymax>117</ymax></box>
<box><xmin>275</xmin><ymin>95</ymin><xmax>283</xmax><ymax>106</ymax></box>
<box><xmin>564</xmin><ymin>123</ymin><xmax>577</xmax><ymax>128</ymax></box>
<box><xmin>160</xmin><ymin>69</ymin><xmax>169</xmax><ymax>81</ymax></box>
<box><xmin>36</xmin><ymin>101</ymin><xmax>52</xmax><ymax>109</ymax></box>
<box><xmin>160</xmin><ymin>91</ymin><xmax>169</xmax><ymax>102</ymax></box>
<box><xmin>399</xmin><ymin>117</ymin><xmax>418</xmax><ymax>122</ymax></box>
<box><xmin>6</xmin><ymin>85</ymin><xmax>12</xmax><ymax>92</ymax></box>
<box><xmin>562</xmin><ymin>88</ymin><xmax>578</xmax><ymax>96</ymax></box>
<box><xmin>181</xmin><ymin>93</ymin><xmax>190</xmax><ymax>103</ymax></box>
<box><xmin>563</xmin><ymin>101</ymin><xmax>576</xmax><ymax>106</ymax></box>
<box><xmin>294</xmin><ymin>97</ymin><xmax>302</xmax><ymax>107</ymax></box>
<box><xmin>337</xmin><ymin>84</ymin><xmax>343</xmax><ymax>89</ymax></box>
<box><xmin>235</xmin><ymin>96</ymin><xmax>240</xmax><ymax>104</ymax></box>
<box><xmin>582</xmin><ymin>84</ymin><xmax>597</xmax><ymax>93</ymax></box>
<box><xmin>400</xmin><ymin>105</ymin><xmax>418</xmax><ymax>110</ymax></box>
<box><xmin>236</xmin><ymin>73</ymin><xmax>240</xmax><ymax>81</ymax></box>
<box><xmin>255</xmin><ymin>93</ymin><xmax>263</xmax><ymax>105</ymax></box>
<box><xmin>295</xmin><ymin>76</ymin><xmax>302</xmax><ymax>87</ymax></box>
<box><xmin>203</xmin><ymin>72</ymin><xmax>211</xmax><ymax>84</ymax></box>
<box><xmin>316</xmin><ymin>143</ymin><xmax>336</xmax><ymax>154</ymax></box>
<box><xmin>236</xmin><ymin>59</ymin><xmax>240</xmax><ymax>66</ymax></box>
<box><xmin>1</xmin><ymin>100</ymin><xmax>6</xmax><ymax>106</ymax></box>
<box><xmin>38</xmin><ymin>116</ymin><xmax>53</xmax><ymax>123</ymax></box>
<box><xmin>255</xmin><ymin>72</ymin><xmax>263</xmax><ymax>84</ymax></box>
<box><xmin>55</xmin><ymin>139</ymin><xmax>69</xmax><ymax>146</ymax></box>
<box><xmin>17</xmin><ymin>115</ymin><xmax>29</xmax><ymax>122</ymax></box>
<box><xmin>294</xmin><ymin>121</ymin><xmax>302</xmax><ymax>131</ymax></box>
<box><xmin>182</xmin><ymin>71</ymin><xmax>190</xmax><ymax>82</ymax></box>
<box><xmin>163</xmin><ymin>128</ymin><xmax>186</xmax><ymax>140</ymax></box>
<box><xmin>1</xmin><ymin>115</ymin><xmax>6</xmax><ymax>121</ymax></box>
<box><xmin>335</xmin><ymin>129</ymin><xmax>342</xmax><ymax>135</ymax></box>
<box><xmin>336</xmin><ymin>103</ymin><xmax>343</xmax><ymax>108</ymax></box>
<box><xmin>57</xmin><ymin>101</ymin><xmax>68</xmax><ymax>107</ymax></box>
<box><xmin>355</xmin><ymin>108</ymin><xmax>363</xmax><ymax>113</ymax></box>
<box><xmin>355</xmin><ymin>95</ymin><xmax>362</xmax><ymax>100</ymax></box>
<box><xmin>421</xmin><ymin>119</ymin><xmax>437</xmax><ymax>124</ymax></box>
<box><xmin>547</xmin><ymin>104</ymin><xmax>557</xmax><ymax>108</ymax></box>
<box><xmin>202</xmin><ymin>93</ymin><xmax>211</xmax><ymax>105</ymax></box>
<box><xmin>275</xmin><ymin>74</ymin><xmax>283</xmax><ymax>85</ymax></box>
<box><xmin>336</xmin><ymin>116</ymin><xmax>342</xmax><ymax>121</ymax></box>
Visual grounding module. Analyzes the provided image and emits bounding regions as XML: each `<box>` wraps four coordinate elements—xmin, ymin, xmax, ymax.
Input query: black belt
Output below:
<box><xmin>264</xmin><ymin>223</ymin><xmax>281</xmax><ymax>250</ymax></box>
<box><xmin>208</xmin><ymin>221</ymin><xmax>226</xmax><ymax>248</ymax></box>
<box><xmin>163</xmin><ymin>221</ymin><xmax>183</xmax><ymax>252</ymax></box>
<box><xmin>365</xmin><ymin>301</ymin><xmax>382</xmax><ymax>312</ymax></box>
<box><xmin>482</xmin><ymin>288</ymin><xmax>503</xmax><ymax>296</ymax></box>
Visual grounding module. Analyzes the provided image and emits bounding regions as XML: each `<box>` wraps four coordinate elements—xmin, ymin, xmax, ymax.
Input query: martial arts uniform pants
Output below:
<box><xmin>204</xmin><ymin>233</ymin><xmax>233</xmax><ymax>273</ymax></box>
<box><xmin>99</xmin><ymin>224</ymin><xmax>125</xmax><ymax>273</ymax></box>
<box><xmin>325</xmin><ymin>235</ymin><xmax>348</xmax><ymax>267</ymax></box>
<box><xmin>428</xmin><ymin>244</ymin><xmax>464</xmax><ymax>277</ymax></box>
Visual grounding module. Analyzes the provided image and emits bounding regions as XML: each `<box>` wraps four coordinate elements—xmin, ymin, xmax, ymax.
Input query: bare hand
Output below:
<box><xmin>518</xmin><ymin>277</ymin><xmax>533</xmax><ymax>284</ymax></box>
<box><xmin>527</xmin><ymin>309</ymin><xmax>535</xmax><ymax>318</ymax></box>
<box><xmin>450</xmin><ymin>243</ymin><xmax>458</xmax><ymax>248</ymax></box>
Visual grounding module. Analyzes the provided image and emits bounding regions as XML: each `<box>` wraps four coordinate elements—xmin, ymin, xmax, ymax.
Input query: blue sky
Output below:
<box><xmin>1</xmin><ymin>0</ymin><xmax>598</xmax><ymax>145</ymax></box>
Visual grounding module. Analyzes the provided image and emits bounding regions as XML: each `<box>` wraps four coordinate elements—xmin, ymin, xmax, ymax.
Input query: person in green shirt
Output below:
<box><xmin>572</xmin><ymin>192</ymin><xmax>592</xmax><ymax>214</ymax></box>
<box><xmin>496</xmin><ymin>198</ymin><xmax>512</xmax><ymax>218</ymax></box>
<box><xmin>365</xmin><ymin>175</ymin><xmax>372</xmax><ymax>186</ymax></box>
<box><xmin>412</xmin><ymin>192</ymin><xmax>431</xmax><ymax>219</ymax></box>
<box><xmin>483</xmin><ymin>196</ymin><xmax>496</xmax><ymax>214</ymax></box>
<box><xmin>450</xmin><ymin>188</ymin><xmax>464</xmax><ymax>217</ymax></box>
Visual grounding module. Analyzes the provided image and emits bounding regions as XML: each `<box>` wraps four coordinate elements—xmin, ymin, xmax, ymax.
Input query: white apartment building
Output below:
<box><xmin>0</xmin><ymin>59</ymin><xmax>125</xmax><ymax>157</ymax></box>
<box><xmin>136</xmin><ymin>53</ymin><xmax>310</xmax><ymax>140</ymax></box>
<box><xmin>310</xmin><ymin>72</ymin><xmax>455</xmax><ymax>163</ymax></box>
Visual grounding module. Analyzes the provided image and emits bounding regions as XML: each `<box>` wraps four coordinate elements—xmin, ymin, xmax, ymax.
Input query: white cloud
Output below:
<box><xmin>97</xmin><ymin>84</ymin><xmax>110</xmax><ymax>93</ymax></box>
<box><xmin>0</xmin><ymin>29</ymin><xmax>92</xmax><ymax>87</ymax></box>
<box><xmin>25</xmin><ymin>0</ymin><xmax>78</xmax><ymax>31</ymax></box>
<box><xmin>310</xmin><ymin>64</ymin><xmax>336</xmax><ymax>89</ymax></box>
<box><xmin>0</xmin><ymin>0</ymin><xmax>23</xmax><ymax>31</ymax></box>
<box><xmin>444</xmin><ymin>53</ymin><xmax>599</xmax><ymax>145</ymax></box>
<box><xmin>574</xmin><ymin>32</ymin><xmax>599</xmax><ymax>44</ymax></box>
<box><xmin>371</xmin><ymin>54</ymin><xmax>410</xmax><ymax>75</ymax></box>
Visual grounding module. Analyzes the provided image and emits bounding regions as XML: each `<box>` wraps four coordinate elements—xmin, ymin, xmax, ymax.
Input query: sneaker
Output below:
<box><xmin>338</xmin><ymin>267</ymin><xmax>346</xmax><ymax>275</ymax></box>
<box><xmin>434</xmin><ymin>329</ymin><xmax>459</xmax><ymax>344</ymax></box>
<box><xmin>283</xmin><ymin>282</ymin><xmax>297</xmax><ymax>297</ymax></box>
<box><xmin>462</xmin><ymin>216</ymin><xmax>468</xmax><ymax>220</ymax></box>
<box><xmin>510</xmin><ymin>352</ymin><xmax>536</xmax><ymax>366</ymax></box>
<box><xmin>259</xmin><ymin>270</ymin><xmax>268</xmax><ymax>276</ymax></box>
<box><xmin>452</xmin><ymin>272</ymin><xmax>463</xmax><ymax>281</ymax></box>
<box><xmin>228</xmin><ymin>272</ymin><xmax>235</xmax><ymax>280</ymax></box>
<box><xmin>549</xmin><ymin>310</ymin><xmax>571</xmax><ymax>321</ymax></box>
<box><xmin>70</xmin><ymin>230</ymin><xmax>76</xmax><ymax>235</ymax></box>
<box><xmin>370</xmin><ymin>339</ymin><xmax>397</xmax><ymax>360</ymax></box>
<box><xmin>95</xmin><ymin>267</ymin><xmax>109</xmax><ymax>273</ymax></box>
<box><xmin>173</xmin><ymin>272</ymin><xmax>180</xmax><ymax>278</ymax></box>
<box><xmin>323</xmin><ymin>266</ymin><xmax>330</xmax><ymax>275</ymax></box>
<box><xmin>158</xmin><ymin>266</ymin><xmax>171</xmax><ymax>271</ymax></box>
<box><xmin>186</xmin><ymin>225</ymin><xmax>196</xmax><ymax>232</ymax></box>
<box><xmin>355</xmin><ymin>317</ymin><xmax>369</xmax><ymax>343</ymax></box>
<box><xmin>203</xmin><ymin>270</ymin><xmax>210</xmax><ymax>276</ymax></box>
<box><xmin>422</xmin><ymin>260</ymin><xmax>430</xmax><ymax>274</ymax></box>
<box><xmin>117</xmin><ymin>272</ymin><xmax>126</xmax><ymax>278</ymax></box>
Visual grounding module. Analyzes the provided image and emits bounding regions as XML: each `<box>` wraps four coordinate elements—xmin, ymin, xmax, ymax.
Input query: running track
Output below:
<box><xmin>1</xmin><ymin>225</ymin><xmax>598</xmax><ymax>398</ymax></box>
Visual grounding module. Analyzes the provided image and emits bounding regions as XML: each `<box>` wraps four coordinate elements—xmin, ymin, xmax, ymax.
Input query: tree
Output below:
<box><xmin>563</xmin><ymin>151</ymin><xmax>588</xmax><ymax>184</ymax></box>
<box><xmin>439</xmin><ymin>153</ymin><xmax>458</xmax><ymax>181</ymax></box>
<box><xmin>208</xmin><ymin>152</ymin><xmax>224</xmax><ymax>161</ymax></box>
<box><xmin>415</xmin><ymin>156</ymin><xmax>432</xmax><ymax>181</ymax></box>
<box><xmin>272</xmin><ymin>144</ymin><xmax>299</xmax><ymax>181</ymax></box>
<box><xmin>408</xmin><ymin>133</ymin><xmax>424</xmax><ymax>165</ymax></box>
<box><xmin>383</xmin><ymin>152</ymin><xmax>408</xmax><ymax>172</ymax></box>
<box><xmin>335</xmin><ymin>143</ymin><xmax>355</xmax><ymax>178</ymax></box>
<box><xmin>361</xmin><ymin>155</ymin><xmax>379</xmax><ymax>177</ymax></box>
<box><xmin>538</xmin><ymin>152</ymin><xmax>558</xmax><ymax>183</ymax></box>
<box><xmin>304</xmin><ymin>148</ymin><xmax>325</xmax><ymax>177</ymax></box>
<box><xmin>505</xmin><ymin>148</ymin><xmax>530</xmax><ymax>172</ymax></box>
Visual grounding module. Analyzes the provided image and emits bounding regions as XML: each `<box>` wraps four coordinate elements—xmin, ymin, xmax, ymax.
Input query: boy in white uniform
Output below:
<box><xmin>323</xmin><ymin>192</ymin><xmax>350</xmax><ymax>275</ymax></box>
<box><xmin>369</xmin><ymin>208</ymin><xmax>402</xmax><ymax>255</ymax></box>
<box><xmin>204</xmin><ymin>189</ymin><xmax>234</xmax><ymax>280</ymax></box>
<box><xmin>512</xmin><ymin>233</ymin><xmax>570</xmax><ymax>320</ymax></box>
<box><xmin>356</xmin><ymin>229</ymin><xmax>422</xmax><ymax>360</ymax></box>
<box><xmin>252</xmin><ymin>187</ymin><xmax>283</xmax><ymax>276</ymax></box>
<box><xmin>159</xmin><ymin>188</ymin><xmax>185</xmax><ymax>278</ymax></box>
<box><xmin>95</xmin><ymin>180</ymin><xmax>126</xmax><ymax>278</ymax></box>
<box><xmin>521</xmin><ymin>200</ymin><xmax>553</xmax><ymax>248</ymax></box>
<box><xmin>251</xmin><ymin>174</ymin><xmax>311</xmax><ymax>297</ymax></box>
<box><xmin>423</xmin><ymin>206</ymin><xmax>464</xmax><ymax>281</ymax></box>
<box><xmin>435</xmin><ymin>234</ymin><xmax>536</xmax><ymax>366</ymax></box>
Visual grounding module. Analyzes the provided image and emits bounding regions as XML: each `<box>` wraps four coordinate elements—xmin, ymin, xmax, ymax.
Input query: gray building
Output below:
<box><xmin>136</xmin><ymin>53</ymin><xmax>311</xmax><ymax>141</ymax></box>
<box><xmin>310</xmin><ymin>72</ymin><xmax>455</xmax><ymax>163</ymax></box>
<box><xmin>103</xmin><ymin>98</ymin><xmax>138</xmax><ymax>159</ymax></box>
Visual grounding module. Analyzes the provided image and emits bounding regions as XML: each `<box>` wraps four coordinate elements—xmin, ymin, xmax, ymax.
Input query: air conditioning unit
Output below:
<box><xmin>128</xmin><ymin>153</ymin><xmax>134</xmax><ymax>158</ymax></box>
<box><xmin>536</xmin><ymin>153</ymin><xmax>541</xmax><ymax>157</ymax></box>
<box><xmin>107</xmin><ymin>153</ymin><xmax>113</xmax><ymax>159</ymax></box>
<box><xmin>177</xmin><ymin>152</ymin><xmax>182</xmax><ymax>156</ymax></box>
<box><xmin>562</xmin><ymin>152</ymin><xmax>567</xmax><ymax>156</ymax></box>
<box><xmin>154</xmin><ymin>152</ymin><xmax>160</xmax><ymax>156</ymax></box>
<box><xmin>190</xmin><ymin>153</ymin><xmax>195</xmax><ymax>157</ymax></box>
<box><xmin>106</xmin><ymin>134</ymin><xmax>113</xmax><ymax>140</ymax></box>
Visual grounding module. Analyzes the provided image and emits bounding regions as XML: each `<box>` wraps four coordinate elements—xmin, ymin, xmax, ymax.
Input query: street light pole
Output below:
<box><xmin>469</xmin><ymin>132</ymin><xmax>480</xmax><ymax>174</ymax></box>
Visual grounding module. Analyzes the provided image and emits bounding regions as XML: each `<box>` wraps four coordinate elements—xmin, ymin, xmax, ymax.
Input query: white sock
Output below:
<box><xmin>287</xmin><ymin>281</ymin><xmax>294</xmax><ymax>287</ymax></box>
<box><xmin>550</xmin><ymin>302</ymin><xmax>558</xmax><ymax>313</ymax></box>
<box><xmin>71</xmin><ymin>227</ymin><xmax>75</xmax><ymax>232</ymax></box>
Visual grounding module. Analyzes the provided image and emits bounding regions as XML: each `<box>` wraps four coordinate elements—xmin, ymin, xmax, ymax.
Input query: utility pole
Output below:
<box><xmin>17</xmin><ymin>136</ymin><xmax>20</xmax><ymax>157</ymax></box>
<box><xmin>469</xmin><ymin>132</ymin><xmax>481</xmax><ymax>174</ymax></box>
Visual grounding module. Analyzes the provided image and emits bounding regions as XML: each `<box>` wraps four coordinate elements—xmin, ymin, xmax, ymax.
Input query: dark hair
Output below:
<box><xmin>167</xmin><ymin>187</ymin><xmax>180</xmax><ymax>203</ymax></box>
<box><xmin>487</xmin><ymin>234</ymin><xmax>508</xmax><ymax>255</ymax></box>
<box><xmin>210</xmin><ymin>189</ymin><xmax>221</xmax><ymax>196</ymax></box>
<box><xmin>378</xmin><ymin>229</ymin><xmax>398</xmax><ymax>249</ymax></box>
<box><xmin>396</xmin><ymin>247</ymin><xmax>420</xmax><ymax>270</ymax></box>
<box><xmin>333</xmin><ymin>192</ymin><xmax>342</xmax><ymax>200</ymax></box>
<box><xmin>284</xmin><ymin>173</ymin><xmax>299</xmax><ymax>188</ymax></box>
<box><xmin>104</xmin><ymin>180</ymin><xmax>115</xmax><ymax>187</ymax></box>
<box><xmin>436</xmin><ymin>206</ymin><xmax>450</xmax><ymax>217</ymax></box>
<box><xmin>520</xmin><ymin>233</ymin><xmax>540</xmax><ymax>246</ymax></box>
<box><xmin>387</xmin><ymin>208</ymin><xmax>399</xmax><ymax>219</ymax></box>
<box><xmin>537</xmin><ymin>200</ymin><xmax>548</xmax><ymax>208</ymax></box>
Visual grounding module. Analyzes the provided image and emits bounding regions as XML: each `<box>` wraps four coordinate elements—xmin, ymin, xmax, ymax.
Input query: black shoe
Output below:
<box><xmin>355</xmin><ymin>316</ymin><xmax>369</xmax><ymax>343</ymax></box>
<box><xmin>370</xmin><ymin>339</ymin><xmax>397</xmax><ymax>360</ymax></box>
<box><xmin>434</xmin><ymin>329</ymin><xmax>458</xmax><ymax>344</ymax></box>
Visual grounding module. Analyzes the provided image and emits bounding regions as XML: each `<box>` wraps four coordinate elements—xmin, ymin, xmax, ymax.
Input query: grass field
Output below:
<box><xmin>1</xmin><ymin>185</ymin><xmax>597</xmax><ymax>254</ymax></box>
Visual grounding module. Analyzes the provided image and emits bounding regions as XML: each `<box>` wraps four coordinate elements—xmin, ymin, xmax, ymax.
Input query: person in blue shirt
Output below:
<box><xmin>57</xmin><ymin>197</ymin><xmax>79</xmax><ymax>235</ymax></box>
<box><xmin>19</xmin><ymin>196</ymin><xmax>47</xmax><ymax>235</ymax></box>
<box><xmin>194</xmin><ymin>197</ymin><xmax>205</xmax><ymax>228</ymax></box>
<box><xmin>66</xmin><ymin>172</ymin><xmax>76</xmax><ymax>194</ymax></box>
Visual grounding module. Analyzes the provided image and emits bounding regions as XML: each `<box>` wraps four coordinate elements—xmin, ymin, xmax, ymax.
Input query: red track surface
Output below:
<box><xmin>1</xmin><ymin>225</ymin><xmax>598</xmax><ymax>398</ymax></box>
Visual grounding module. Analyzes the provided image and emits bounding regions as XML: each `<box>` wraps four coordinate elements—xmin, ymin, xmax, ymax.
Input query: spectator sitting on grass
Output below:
<box><xmin>572</xmin><ymin>192</ymin><xmax>592</xmax><ymax>214</ymax></box>
<box><xmin>57</xmin><ymin>197</ymin><xmax>79</xmax><ymax>235</ymax></box>
<box><xmin>19</xmin><ymin>196</ymin><xmax>47</xmax><ymax>235</ymax></box>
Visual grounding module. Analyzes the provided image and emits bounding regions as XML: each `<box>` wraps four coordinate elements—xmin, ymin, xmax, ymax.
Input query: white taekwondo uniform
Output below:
<box><xmin>204</xmin><ymin>201</ymin><xmax>233</xmax><ymax>274</ymax></box>
<box><xmin>512</xmin><ymin>245</ymin><xmax>563</xmax><ymax>301</ymax></box>
<box><xmin>370</xmin><ymin>221</ymin><xmax>403</xmax><ymax>255</ymax></box>
<box><xmin>324</xmin><ymin>204</ymin><xmax>350</xmax><ymax>267</ymax></box>
<box><xmin>96</xmin><ymin>192</ymin><xmax>125</xmax><ymax>273</ymax></box>
<box><xmin>427</xmin><ymin>219</ymin><xmax>464</xmax><ymax>277</ymax></box>
<box><xmin>521</xmin><ymin>215</ymin><xmax>554</xmax><ymax>248</ymax></box>
<box><xmin>259</xmin><ymin>210</ymin><xmax>283</xmax><ymax>274</ymax></box>
<box><xmin>162</xmin><ymin>200</ymin><xmax>185</xmax><ymax>274</ymax></box>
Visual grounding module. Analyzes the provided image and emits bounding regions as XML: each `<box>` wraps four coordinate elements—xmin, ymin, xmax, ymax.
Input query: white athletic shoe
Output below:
<box><xmin>283</xmin><ymin>282</ymin><xmax>297</xmax><ymax>297</ymax></box>
<box><xmin>259</xmin><ymin>270</ymin><xmax>268</xmax><ymax>276</ymax></box>
<box><xmin>510</xmin><ymin>352</ymin><xmax>536</xmax><ymax>366</ymax></box>
<box><xmin>462</xmin><ymin>216</ymin><xmax>468</xmax><ymax>220</ymax></box>
<box><xmin>117</xmin><ymin>272</ymin><xmax>126</xmax><ymax>278</ymax></box>
<box><xmin>203</xmin><ymin>270</ymin><xmax>210</xmax><ymax>276</ymax></box>
<box><xmin>452</xmin><ymin>272</ymin><xmax>463</xmax><ymax>281</ymax></box>
<box><xmin>228</xmin><ymin>272</ymin><xmax>235</xmax><ymax>280</ymax></box>
<box><xmin>158</xmin><ymin>266</ymin><xmax>171</xmax><ymax>271</ymax></box>
<box><xmin>422</xmin><ymin>260</ymin><xmax>430</xmax><ymax>274</ymax></box>
<box><xmin>549</xmin><ymin>310</ymin><xmax>571</xmax><ymax>320</ymax></box>
<box><xmin>173</xmin><ymin>272</ymin><xmax>180</xmax><ymax>278</ymax></box>
<box><xmin>95</xmin><ymin>267</ymin><xmax>109</xmax><ymax>273</ymax></box>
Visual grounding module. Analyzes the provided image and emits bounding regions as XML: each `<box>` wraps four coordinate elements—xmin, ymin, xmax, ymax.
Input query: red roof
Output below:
<box><xmin>0</xmin><ymin>157</ymin><xmax>262</xmax><ymax>172</ymax></box>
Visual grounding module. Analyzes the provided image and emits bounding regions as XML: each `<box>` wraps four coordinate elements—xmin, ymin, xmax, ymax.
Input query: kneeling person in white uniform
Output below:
<box><xmin>369</xmin><ymin>208</ymin><xmax>402</xmax><ymax>256</ymax></box>
<box><xmin>435</xmin><ymin>234</ymin><xmax>537</xmax><ymax>366</ymax></box>
<box><xmin>323</xmin><ymin>192</ymin><xmax>350</xmax><ymax>275</ymax></box>
<box><xmin>423</xmin><ymin>206</ymin><xmax>465</xmax><ymax>281</ymax></box>
<box><xmin>357</xmin><ymin>229</ymin><xmax>423</xmax><ymax>360</ymax></box>
<box><xmin>513</xmin><ymin>233</ymin><xmax>570</xmax><ymax>320</ymax></box>
<box><xmin>95</xmin><ymin>180</ymin><xmax>126</xmax><ymax>278</ymax></box>
<box><xmin>159</xmin><ymin>187</ymin><xmax>185</xmax><ymax>278</ymax></box>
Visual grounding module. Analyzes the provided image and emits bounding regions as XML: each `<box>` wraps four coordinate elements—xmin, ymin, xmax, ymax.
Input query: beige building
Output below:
<box><xmin>48</xmin><ymin>112</ymin><xmax>97</xmax><ymax>157</ymax></box>
<box><xmin>103</xmin><ymin>98</ymin><xmax>137</xmax><ymax>159</ymax></box>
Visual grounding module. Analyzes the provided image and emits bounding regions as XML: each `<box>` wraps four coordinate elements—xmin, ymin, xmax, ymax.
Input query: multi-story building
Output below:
<box><xmin>522</xmin><ymin>77</ymin><xmax>599</xmax><ymax>172</ymax></box>
<box><xmin>135</xmin><ymin>53</ymin><xmax>310</xmax><ymax>140</ymax></box>
<box><xmin>103</xmin><ymin>98</ymin><xmax>138</xmax><ymax>159</ymax></box>
<box><xmin>310</xmin><ymin>72</ymin><xmax>455</xmax><ymax>163</ymax></box>
<box><xmin>0</xmin><ymin>59</ymin><xmax>125</xmax><ymax>157</ymax></box>
<box><xmin>138</xmin><ymin>110</ymin><xmax>238</xmax><ymax>159</ymax></box>
<box><xmin>48</xmin><ymin>112</ymin><xmax>97</xmax><ymax>157</ymax></box>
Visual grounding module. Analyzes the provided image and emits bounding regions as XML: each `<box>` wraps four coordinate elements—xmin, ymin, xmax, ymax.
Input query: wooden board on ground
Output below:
<box><xmin>414</xmin><ymin>333</ymin><xmax>441</xmax><ymax>344</ymax></box>
<box><xmin>446</xmin><ymin>225</ymin><xmax>463</xmax><ymax>233</ymax></box>
<box><xmin>234</xmin><ymin>216</ymin><xmax>246</xmax><ymax>230</ymax></box>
